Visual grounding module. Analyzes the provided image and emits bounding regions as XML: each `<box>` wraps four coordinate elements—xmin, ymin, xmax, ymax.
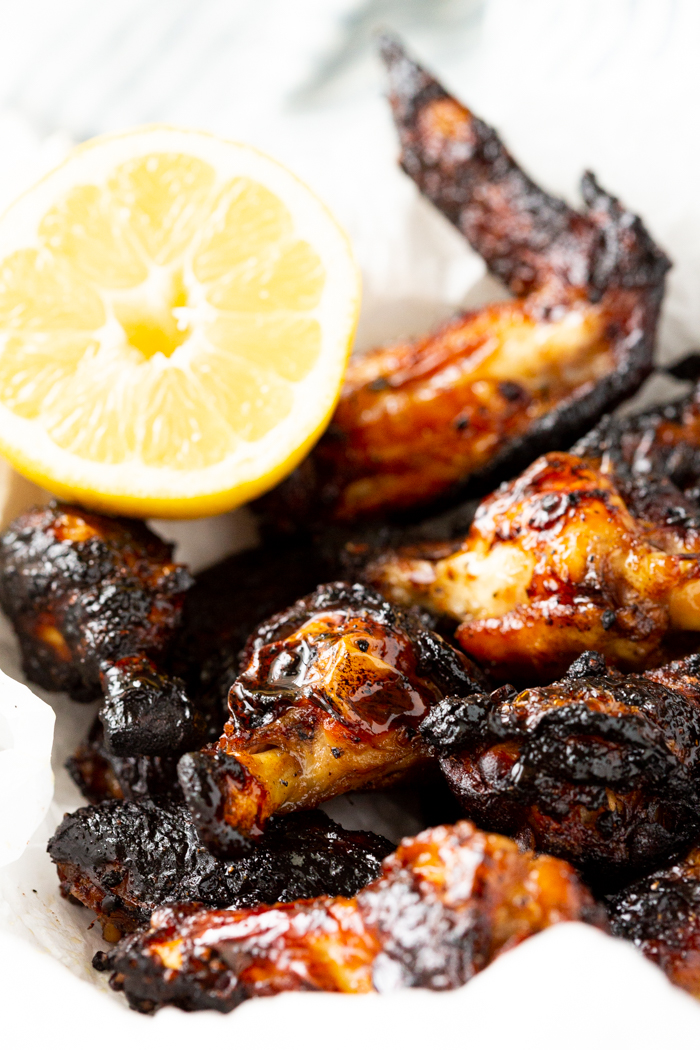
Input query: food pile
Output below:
<box><xmin>3</xmin><ymin>37</ymin><xmax>700</xmax><ymax>1013</ymax></box>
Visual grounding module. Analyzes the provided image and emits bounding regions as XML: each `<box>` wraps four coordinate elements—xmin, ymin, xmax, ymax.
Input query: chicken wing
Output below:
<box><xmin>0</xmin><ymin>502</ymin><xmax>191</xmax><ymax>700</ymax></box>
<box><xmin>256</xmin><ymin>39</ymin><xmax>669</xmax><ymax>529</ymax></box>
<box><xmin>49</xmin><ymin>800</ymin><xmax>391</xmax><ymax>941</ymax></box>
<box><xmin>368</xmin><ymin>444</ymin><xmax>700</xmax><ymax>683</ymax></box>
<box><xmin>421</xmin><ymin>651</ymin><xmax>700</xmax><ymax>882</ymax></box>
<box><xmin>177</xmin><ymin>582</ymin><xmax>488</xmax><ymax>849</ymax></box>
<box><xmin>98</xmin><ymin>820</ymin><xmax>605</xmax><ymax>1013</ymax></box>
<box><xmin>0</xmin><ymin>501</ymin><xmax>229</xmax><ymax>756</ymax></box>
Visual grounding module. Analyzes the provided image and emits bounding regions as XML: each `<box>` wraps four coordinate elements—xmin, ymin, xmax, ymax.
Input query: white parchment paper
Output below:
<box><xmin>3</xmin><ymin>1</ymin><xmax>700</xmax><ymax>1046</ymax></box>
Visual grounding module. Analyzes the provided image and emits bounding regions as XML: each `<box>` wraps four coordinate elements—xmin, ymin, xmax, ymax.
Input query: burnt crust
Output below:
<box><xmin>66</xmin><ymin>716</ymin><xmax>183</xmax><ymax>804</ymax></box>
<box><xmin>48</xmin><ymin>799</ymin><xmax>393</xmax><ymax>935</ymax></box>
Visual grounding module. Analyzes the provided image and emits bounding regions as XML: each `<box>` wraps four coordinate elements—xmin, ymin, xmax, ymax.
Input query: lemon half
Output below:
<box><xmin>0</xmin><ymin>126</ymin><xmax>360</xmax><ymax>517</ymax></box>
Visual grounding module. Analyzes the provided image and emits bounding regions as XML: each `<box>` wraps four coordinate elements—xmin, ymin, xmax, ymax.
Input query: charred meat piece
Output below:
<box><xmin>99</xmin><ymin>654</ymin><xmax>211</xmax><ymax>757</ymax></box>
<box><xmin>257</xmin><ymin>39</ymin><xmax>669</xmax><ymax>528</ymax></box>
<box><xmin>0</xmin><ymin>502</ymin><xmax>191</xmax><ymax>700</ymax></box>
<box><xmin>422</xmin><ymin>652</ymin><xmax>700</xmax><ymax>882</ymax></box>
<box><xmin>67</xmin><ymin>717</ymin><xmax>183</xmax><ymax>804</ymax></box>
<box><xmin>49</xmin><ymin>799</ymin><xmax>392</xmax><ymax>940</ymax></box>
<box><xmin>99</xmin><ymin>819</ymin><xmax>605</xmax><ymax>1013</ymax></box>
<box><xmin>608</xmin><ymin>843</ymin><xmax>700</xmax><ymax>998</ymax></box>
<box><xmin>0</xmin><ymin>502</ymin><xmax>221</xmax><ymax>756</ymax></box>
<box><xmin>368</xmin><ymin>451</ymin><xmax>700</xmax><ymax>683</ymax></box>
<box><xmin>178</xmin><ymin>582</ymin><xmax>488</xmax><ymax>848</ymax></box>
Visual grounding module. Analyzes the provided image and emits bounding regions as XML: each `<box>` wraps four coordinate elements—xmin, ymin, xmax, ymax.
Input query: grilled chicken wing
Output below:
<box><xmin>608</xmin><ymin>842</ymin><xmax>700</xmax><ymax>998</ymax></box>
<box><xmin>0</xmin><ymin>501</ymin><xmax>216</xmax><ymax>755</ymax></box>
<box><xmin>257</xmin><ymin>39</ymin><xmax>669</xmax><ymax>529</ymax></box>
<box><xmin>98</xmin><ymin>820</ymin><xmax>605</xmax><ymax>1013</ymax></box>
<box><xmin>421</xmin><ymin>651</ymin><xmax>700</xmax><ymax>882</ymax></box>
<box><xmin>49</xmin><ymin>800</ymin><xmax>391</xmax><ymax>941</ymax></box>
<box><xmin>0</xmin><ymin>502</ymin><xmax>191</xmax><ymax>699</ymax></box>
<box><xmin>65</xmin><ymin>536</ymin><xmax>334</xmax><ymax>804</ymax></box>
<box><xmin>177</xmin><ymin>582</ymin><xmax>488</xmax><ymax>849</ymax></box>
<box><xmin>368</xmin><ymin>446</ymin><xmax>700</xmax><ymax>683</ymax></box>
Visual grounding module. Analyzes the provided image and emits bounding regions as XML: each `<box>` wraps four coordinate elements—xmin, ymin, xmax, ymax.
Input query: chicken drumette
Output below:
<box><xmin>257</xmin><ymin>39</ymin><xmax>668</xmax><ymax>528</ymax></box>
<box><xmin>178</xmin><ymin>582</ymin><xmax>488</xmax><ymax>849</ymax></box>
<box><xmin>421</xmin><ymin>651</ymin><xmax>700</xmax><ymax>882</ymax></box>
<box><xmin>98</xmin><ymin>820</ymin><xmax>605</xmax><ymax>1013</ymax></box>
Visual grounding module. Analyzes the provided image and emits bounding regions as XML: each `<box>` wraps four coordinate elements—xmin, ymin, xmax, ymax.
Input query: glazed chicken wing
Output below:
<box><xmin>49</xmin><ymin>800</ymin><xmax>391</xmax><ymax>940</ymax></box>
<box><xmin>98</xmin><ymin>820</ymin><xmax>605</xmax><ymax>1013</ymax></box>
<box><xmin>608</xmin><ymin>842</ymin><xmax>700</xmax><ymax>998</ymax></box>
<box><xmin>368</xmin><ymin>445</ymin><xmax>700</xmax><ymax>683</ymax></box>
<box><xmin>177</xmin><ymin>582</ymin><xmax>487</xmax><ymax>849</ymax></box>
<box><xmin>422</xmin><ymin>651</ymin><xmax>700</xmax><ymax>882</ymax></box>
<box><xmin>257</xmin><ymin>39</ymin><xmax>669</xmax><ymax>528</ymax></box>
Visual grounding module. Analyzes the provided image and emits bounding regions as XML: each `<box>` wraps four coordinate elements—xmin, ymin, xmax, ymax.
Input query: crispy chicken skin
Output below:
<box><xmin>98</xmin><ymin>820</ymin><xmax>605</xmax><ymax>1013</ymax></box>
<box><xmin>422</xmin><ymin>651</ymin><xmax>700</xmax><ymax>882</ymax></box>
<box><xmin>608</xmin><ymin>843</ymin><xmax>700</xmax><ymax>998</ymax></box>
<box><xmin>258</xmin><ymin>39</ymin><xmax>668</xmax><ymax>528</ymax></box>
<box><xmin>368</xmin><ymin>448</ymin><xmax>700</xmax><ymax>683</ymax></box>
<box><xmin>49</xmin><ymin>800</ymin><xmax>392</xmax><ymax>940</ymax></box>
<box><xmin>177</xmin><ymin>582</ymin><xmax>488</xmax><ymax>848</ymax></box>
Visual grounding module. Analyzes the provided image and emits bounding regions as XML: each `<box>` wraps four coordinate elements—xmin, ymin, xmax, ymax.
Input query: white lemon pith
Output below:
<box><xmin>0</xmin><ymin>127</ymin><xmax>360</xmax><ymax>517</ymax></box>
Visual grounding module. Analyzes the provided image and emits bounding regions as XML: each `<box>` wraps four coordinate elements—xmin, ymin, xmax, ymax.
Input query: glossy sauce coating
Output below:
<box><xmin>177</xmin><ymin>582</ymin><xmax>487</xmax><ymax>846</ymax></box>
<box><xmin>369</xmin><ymin>452</ymin><xmax>700</xmax><ymax>683</ymax></box>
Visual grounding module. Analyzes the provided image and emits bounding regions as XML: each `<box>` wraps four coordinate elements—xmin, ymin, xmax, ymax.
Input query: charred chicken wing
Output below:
<box><xmin>608</xmin><ymin>842</ymin><xmax>700</xmax><ymax>998</ymax></box>
<box><xmin>0</xmin><ymin>502</ymin><xmax>223</xmax><ymax>755</ymax></box>
<box><xmin>178</xmin><ymin>582</ymin><xmax>488</xmax><ymax>848</ymax></box>
<box><xmin>258</xmin><ymin>39</ymin><xmax>669</xmax><ymax>528</ymax></box>
<box><xmin>368</xmin><ymin>448</ymin><xmax>700</xmax><ymax>683</ymax></box>
<box><xmin>0</xmin><ymin>502</ymin><xmax>190</xmax><ymax>699</ymax></box>
<box><xmin>422</xmin><ymin>651</ymin><xmax>700</xmax><ymax>881</ymax></box>
<box><xmin>98</xmin><ymin>820</ymin><xmax>605</xmax><ymax>1013</ymax></box>
<box><xmin>49</xmin><ymin>800</ymin><xmax>391</xmax><ymax>940</ymax></box>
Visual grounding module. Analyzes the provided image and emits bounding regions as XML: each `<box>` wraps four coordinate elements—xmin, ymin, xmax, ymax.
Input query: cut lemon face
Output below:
<box><xmin>0</xmin><ymin>127</ymin><xmax>360</xmax><ymax>517</ymax></box>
